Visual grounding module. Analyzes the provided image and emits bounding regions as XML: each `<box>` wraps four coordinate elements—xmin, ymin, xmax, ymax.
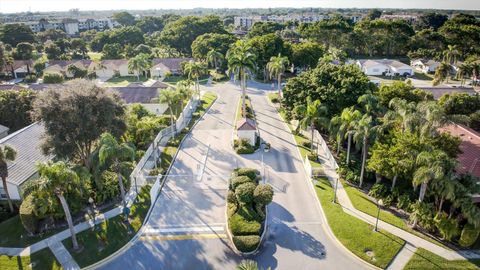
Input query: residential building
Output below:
<box><xmin>150</xmin><ymin>58</ymin><xmax>193</xmax><ymax>79</ymax></box>
<box><xmin>109</xmin><ymin>87</ymin><xmax>161</xmax><ymax>103</ymax></box>
<box><xmin>234</xmin><ymin>16</ymin><xmax>268</xmax><ymax>29</ymax></box>
<box><xmin>0</xmin><ymin>60</ymin><xmax>33</xmax><ymax>79</ymax></box>
<box><xmin>236</xmin><ymin>118</ymin><xmax>258</xmax><ymax>145</ymax></box>
<box><xmin>93</xmin><ymin>60</ymin><xmax>132</xmax><ymax>80</ymax></box>
<box><xmin>356</xmin><ymin>59</ymin><xmax>414</xmax><ymax>76</ymax></box>
<box><xmin>0</xmin><ymin>125</ymin><xmax>9</xmax><ymax>139</ymax></box>
<box><xmin>380</xmin><ymin>14</ymin><xmax>418</xmax><ymax>24</ymax></box>
<box><xmin>411</xmin><ymin>59</ymin><xmax>441</xmax><ymax>74</ymax></box>
<box><xmin>0</xmin><ymin>123</ymin><xmax>52</xmax><ymax>200</ymax></box>
<box><xmin>44</xmin><ymin>60</ymin><xmax>94</xmax><ymax>78</ymax></box>
<box><xmin>11</xmin><ymin>17</ymin><xmax>115</xmax><ymax>36</ymax></box>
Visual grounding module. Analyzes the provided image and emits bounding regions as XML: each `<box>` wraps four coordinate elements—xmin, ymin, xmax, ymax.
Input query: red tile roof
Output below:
<box><xmin>237</xmin><ymin>118</ymin><xmax>257</xmax><ymax>131</ymax></box>
<box><xmin>440</xmin><ymin>124</ymin><xmax>480</xmax><ymax>177</ymax></box>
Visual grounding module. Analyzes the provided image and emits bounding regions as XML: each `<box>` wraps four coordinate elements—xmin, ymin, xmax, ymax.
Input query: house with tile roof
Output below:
<box><xmin>0</xmin><ymin>60</ymin><xmax>34</xmax><ymax>79</ymax></box>
<box><xmin>0</xmin><ymin>122</ymin><xmax>52</xmax><ymax>200</ymax></box>
<box><xmin>418</xmin><ymin>87</ymin><xmax>478</xmax><ymax>99</ymax></box>
<box><xmin>44</xmin><ymin>60</ymin><xmax>93</xmax><ymax>78</ymax></box>
<box><xmin>93</xmin><ymin>59</ymin><xmax>132</xmax><ymax>80</ymax></box>
<box><xmin>236</xmin><ymin>118</ymin><xmax>258</xmax><ymax>145</ymax></box>
<box><xmin>150</xmin><ymin>58</ymin><xmax>193</xmax><ymax>79</ymax></box>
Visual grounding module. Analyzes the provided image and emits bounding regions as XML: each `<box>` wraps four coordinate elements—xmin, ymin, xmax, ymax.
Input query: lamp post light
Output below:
<box><xmin>332</xmin><ymin>177</ymin><xmax>339</xmax><ymax>204</ymax></box>
<box><xmin>374</xmin><ymin>199</ymin><xmax>383</xmax><ymax>232</ymax></box>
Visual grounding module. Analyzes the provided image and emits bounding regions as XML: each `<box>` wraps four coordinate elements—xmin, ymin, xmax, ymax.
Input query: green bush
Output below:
<box><xmin>459</xmin><ymin>223</ymin><xmax>480</xmax><ymax>247</ymax></box>
<box><xmin>307</xmin><ymin>152</ymin><xmax>317</xmax><ymax>161</ymax></box>
<box><xmin>396</xmin><ymin>194</ymin><xmax>411</xmax><ymax>210</ymax></box>
<box><xmin>95</xmin><ymin>170</ymin><xmax>121</xmax><ymax>204</ymax></box>
<box><xmin>230</xmin><ymin>176</ymin><xmax>254</xmax><ymax>190</ymax></box>
<box><xmin>19</xmin><ymin>194</ymin><xmax>39</xmax><ymax>235</ymax></box>
<box><xmin>237</xmin><ymin>205</ymin><xmax>262</xmax><ymax>222</ymax></box>
<box><xmin>227</xmin><ymin>190</ymin><xmax>237</xmax><ymax>204</ymax></box>
<box><xmin>233</xmin><ymin>235</ymin><xmax>261</xmax><ymax>252</ymax></box>
<box><xmin>434</xmin><ymin>212</ymin><xmax>459</xmax><ymax>241</ymax></box>
<box><xmin>368</xmin><ymin>183</ymin><xmax>388</xmax><ymax>199</ymax></box>
<box><xmin>233</xmin><ymin>168</ymin><xmax>259</xmax><ymax>181</ymax></box>
<box><xmin>235</xmin><ymin>182</ymin><xmax>256</xmax><ymax>204</ymax></box>
<box><xmin>229</xmin><ymin>213</ymin><xmax>261</xmax><ymax>235</ymax></box>
<box><xmin>43</xmin><ymin>72</ymin><xmax>64</xmax><ymax>84</ymax></box>
<box><xmin>235</xmin><ymin>139</ymin><xmax>255</xmax><ymax>154</ymax></box>
<box><xmin>227</xmin><ymin>202</ymin><xmax>237</xmax><ymax>217</ymax></box>
<box><xmin>24</xmin><ymin>74</ymin><xmax>37</xmax><ymax>83</ymax></box>
<box><xmin>253</xmin><ymin>184</ymin><xmax>274</xmax><ymax>206</ymax></box>
<box><xmin>301</xmin><ymin>141</ymin><xmax>312</xmax><ymax>148</ymax></box>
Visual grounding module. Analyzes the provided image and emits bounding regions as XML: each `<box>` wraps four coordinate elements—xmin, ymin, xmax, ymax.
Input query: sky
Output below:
<box><xmin>0</xmin><ymin>0</ymin><xmax>479</xmax><ymax>13</ymax></box>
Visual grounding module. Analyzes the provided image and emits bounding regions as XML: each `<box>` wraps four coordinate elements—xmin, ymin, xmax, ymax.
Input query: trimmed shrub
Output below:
<box><xmin>24</xmin><ymin>74</ymin><xmax>37</xmax><ymax>83</ymax></box>
<box><xmin>230</xmin><ymin>176</ymin><xmax>254</xmax><ymax>190</ymax></box>
<box><xmin>459</xmin><ymin>223</ymin><xmax>480</xmax><ymax>247</ymax></box>
<box><xmin>95</xmin><ymin>170</ymin><xmax>121</xmax><ymax>204</ymax></box>
<box><xmin>19</xmin><ymin>194</ymin><xmax>38</xmax><ymax>235</ymax></box>
<box><xmin>227</xmin><ymin>202</ymin><xmax>238</xmax><ymax>217</ymax></box>
<box><xmin>253</xmin><ymin>184</ymin><xmax>274</xmax><ymax>206</ymax></box>
<box><xmin>229</xmin><ymin>213</ymin><xmax>261</xmax><ymax>235</ymax></box>
<box><xmin>227</xmin><ymin>190</ymin><xmax>237</xmax><ymax>204</ymax></box>
<box><xmin>233</xmin><ymin>235</ymin><xmax>261</xmax><ymax>252</ymax></box>
<box><xmin>235</xmin><ymin>182</ymin><xmax>256</xmax><ymax>204</ymax></box>
<box><xmin>233</xmin><ymin>168</ymin><xmax>259</xmax><ymax>181</ymax></box>
<box><xmin>307</xmin><ymin>152</ymin><xmax>317</xmax><ymax>162</ymax></box>
<box><xmin>237</xmin><ymin>205</ymin><xmax>262</xmax><ymax>222</ymax></box>
<box><xmin>43</xmin><ymin>72</ymin><xmax>64</xmax><ymax>84</ymax></box>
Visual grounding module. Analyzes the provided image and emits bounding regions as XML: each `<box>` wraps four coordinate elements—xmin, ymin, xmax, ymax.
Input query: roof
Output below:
<box><xmin>0</xmin><ymin>84</ymin><xmax>27</xmax><ymax>91</ymax></box>
<box><xmin>0</xmin><ymin>124</ymin><xmax>9</xmax><ymax>134</ymax></box>
<box><xmin>143</xmin><ymin>80</ymin><xmax>168</xmax><ymax>88</ymax></box>
<box><xmin>358</xmin><ymin>59</ymin><xmax>412</xmax><ymax>70</ymax></box>
<box><xmin>237</xmin><ymin>118</ymin><xmax>257</xmax><ymax>131</ymax></box>
<box><xmin>151</xmin><ymin>58</ymin><xmax>192</xmax><ymax>71</ymax></box>
<box><xmin>46</xmin><ymin>60</ymin><xmax>92</xmax><ymax>69</ymax></box>
<box><xmin>0</xmin><ymin>122</ymin><xmax>52</xmax><ymax>186</ymax></box>
<box><xmin>98</xmin><ymin>60</ymin><xmax>128</xmax><ymax>69</ymax></box>
<box><xmin>27</xmin><ymin>84</ymin><xmax>66</xmax><ymax>91</ymax></box>
<box><xmin>419</xmin><ymin>87</ymin><xmax>477</xmax><ymax>99</ymax></box>
<box><xmin>0</xmin><ymin>60</ymin><xmax>33</xmax><ymax>73</ymax></box>
<box><xmin>439</xmin><ymin>124</ymin><xmax>480</xmax><ymax>178</ymax></box>
<box><xmin>109</xmin><ymin>87</ymin><xmax>159</xmax><ymax>103</ymax></box>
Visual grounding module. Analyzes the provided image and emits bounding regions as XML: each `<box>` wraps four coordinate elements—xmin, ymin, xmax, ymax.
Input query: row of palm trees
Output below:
<box><xmin>433</xmin><ymin>45</ymin><xmax>480</xmax><ymax>86</ymax></box>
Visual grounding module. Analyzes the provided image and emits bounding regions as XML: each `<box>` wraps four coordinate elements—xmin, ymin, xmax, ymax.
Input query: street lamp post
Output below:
<box><xmin>332</xmin><ymin>177</ymin><xmax>339</xmax><ymax>204</ymax></box>
<box><xmin>374</xmin><ymin>199</ymin><xmax>383</xmax><ymax>232</ymax></box>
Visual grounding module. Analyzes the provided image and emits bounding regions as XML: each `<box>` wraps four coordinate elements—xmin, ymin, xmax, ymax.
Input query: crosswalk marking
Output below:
<box><xmin>140</xmin><ymin>234</ymin><xmax>227</xmax><ymax>241</ymax></box>
<box><xmin>144</xmin><ymin>226</ymin><xmax>225</xmax><ymax>234</ymax></box>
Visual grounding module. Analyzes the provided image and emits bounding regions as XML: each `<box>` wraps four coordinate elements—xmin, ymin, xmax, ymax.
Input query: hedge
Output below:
<box><xmin>235</xmin><ymin>182</ymin><xmax>256</xmax><ymax>204</ymax></box>
<box><xmin>459</xmin><ymin>223</ymin><xmax>480</xmax><ymax>247</ymax></box>
<box><xmin>233</xmin><ymin>235</ymin><xmax>261</xmax><ymax>253</ymax></box>
<box><xmin>230</xmin><ymin>176</ymin><xmax>254</xmax><ymax>190</ymax></box>
<box><xmin>233</xmin><ymin>168</ymin><xmax>259</xmax><ymax>181</ymax></box>
<box><xmin>19</xmin><ymin>194</ymin><xmax>38</xmax><ymax>235</ymax></box>
<box><xmin>43</xmin><ymin>73</ymin><xmax>64</xmax><ymax>84</ymax></box>
<box><xmin>229</xmin><ymin>213</ymin><xmax>261</xmax><ymax>236</ymax></box>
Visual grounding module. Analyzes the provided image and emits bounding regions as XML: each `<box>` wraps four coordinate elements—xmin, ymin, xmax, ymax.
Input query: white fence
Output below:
<box><xmin>125</xmin><ymin>95</ymin><xmax>200</xmax><ymax>207</ymax></box>
<box><xmin>300</xmin><ymin>128</ymin><xmax>339</xmax><ymax>179</ymax></box>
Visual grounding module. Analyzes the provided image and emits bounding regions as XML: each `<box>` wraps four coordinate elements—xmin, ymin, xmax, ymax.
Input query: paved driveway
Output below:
<box><xmin>97</xmin><ymin>82</ymin><xmax>371</xmax><ymax>270</ymax></box>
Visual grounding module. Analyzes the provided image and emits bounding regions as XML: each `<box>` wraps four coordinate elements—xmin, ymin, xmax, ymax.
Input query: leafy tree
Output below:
<box><xmin>266</xmin><ymin>54</ymin><xmax>289</xmax><ymax>99</ymax></box>
<box><xmin>33</xmin><ymin>80</ymin><xmax>126</xmax><ymax>168</ymax></box>
<box><xmin>206</xmin><ymin>49</ymin><xmax>224</xmax><ymax>71</ymax></box>
<box><xmin>439</xmin><ymin>14</ymin><xmax>480</xmax><ymax>57</ymax></box>
<box><xmin>101</xmin><ymin>43</ymin><xmax>123</xmax><ymax>59</ymax></box>
<box><xmin>33</xmin><ymin>60</ymin><xmax>45</xmax><ymax>76</ymax></box>
<box><xmin>247</xmin><ymin>21</ymin><xmax>285</xmax><ymax>38</ymax></box>
<box><xmin>0</xmin><ymin>146</ymin><xmax>16</xmax><ymax>212</ymax></box>
<box><xmin>377</xmin><ymin>81</ymin><xmax>433</xmax><ymax>106</ymax></box>
<box><xmin>32</xmin><ymin>162</ymin><xmax>85</xmax><ymax>250</ymax></box>
<box><xmin>0</xmin><ymin>89</ymin><xmax>36</xmax><ymax>131</ymax></box>
<box><xmin>291</xmin><ymin>41</ymin><xmax>325</xmax><ymax>70</ymax></box>
<box><xmin>432</xmin><ymin>62</ymin><xmax>451</xmax><ymax>86</ymax></box>
<box><xmin>44</xmin><ymin>41</ymin><xmax>62</xmax><ymax>60</ymax></box>
<box><xmin>36</xmin><ymin>29</ymin><xmax>67</xmax><ymax>43</ymax></box>
<box><xmin>183</xmin><ymin>60</ymin><xmax>207</xmax><ymax>97</ymax></box>
<box><xmin>160</xmin><ymin>15</ymin><xmax>227</xmax><ymax>55</ymax></box>
<box><xmin>227</xmin><ymin>40</ymin><xmax>256</xmax><ymax>117</ymax></box>
<box><xmin>112</xmin><ymin>11</ymin><xmax>136</xmax><ymax>26</ymax></box>
<box><xmin>300</xmin><ymin>16</ymin><xmax>352</xmax><ymax>50</ymax></box>
<box><xmin>134</xmin><ymin>44</ymin><xmax>152</xmax><ymax>56</ymax></box>
<box><xmin>408</xmin><ymin>29</ymin><xmax>446</xmax><ymax>54</ymax></box>
<box><xmin>69</xmin><ymin>38</ymin><xmax>88</xmax><ymax>59</ymax></box>
<box><xmin>91</xmin><ymin>27</ymin><xmax>144</xmax><ymax>52</ymax></box>
<box><xmin>67</xmin><ymin>64</ymin><xmax>87</xmax><ymax>79</ymax></box>
<box><xmin>0</xmin><ymin>23</ymin><xmax>36</xmax><ymax>46</ymax></box>
<box><xmin>13</xmin><ymin>42</ymin><xmax>34</xmax><ymax>73</ymax></box>
<box><xmin>438</xmin><ymin>92</ymin><xmax>480</xmax><ymax>115</ymax></box>
<box><xmin>297</xmin><ymin>98</ymin><xmax>329</xmax><ymax>153</ymax></box>
<box><xmin>365</xmin><ymin>9</ymin><xmax>382</xmax><ymax>20</ymax></box>
<box><xmin>98</xmin><ymin>133</ymin><xmax>135</xmax><ymax>208</ymax></box>
<box><xmin>247</xmin><ymin>34</ymin><xmax>292</xmax><ymax>79</ymax></box>
<box><xmin>191</xmin><ymin>33</ymin><xmax>236</xmax><ymax>61</ymax></box>
<box><xmin>135</xmin><ymin>16</ymin><xmax>165</xmax><ymax>34</ymax></box>
<box><xmin>415</xmin><ymin>12</ymin><xmax>449</xmax><ymax>30</ymax></box>
<box><xmin>443</xmin><ymin>45</ymin><xmax>460</xmax><ymax>65</ymax></box>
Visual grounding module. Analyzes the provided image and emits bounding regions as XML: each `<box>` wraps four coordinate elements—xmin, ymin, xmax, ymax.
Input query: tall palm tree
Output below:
<box><xmin>0</xmin><ymin>145</ymin><xmax>16</xmax><ymax>212</ymax></box>
<box><xmin>456</xmin><ymin>62</ymin><xmax>473</xmax><ymax>87</ymax></box>
<box><xmin>385</xmin><ymin>98</ymin><xmax>419</xmax><ymax>132</ymax></box>
<box><xmin>128</xmin><ymin>55</ymin><xmax>144</xmax><ymax>81</ymax></box>
<box><xmin>298</xmin><ymin>98</ymin><xmax>329</xmax><ymax>153</ymax></box>
<box><xmin>183</xmin><ymin>60</ymin><xmax>206</xmax><ymax>97</ymax></box>
<box><xmin>159</xmin><ymin>88</ymin><xmax>182</xmax><ymax>135</ymax></box>
<box><xmin>175</xmin><ymin>80</ymin><xmax>193</xmax><ymax>111</ymax></box>
<box><xmin>266</xmin><ymin>53</ymin><xmax>290</xmax><ymax>99</ymax></box>
<box><xmin>98</xmin><ymin>133</ymin><xmax>136</xmax><ymax>208</ymax></box>
<box><xmin>443</xmin><ymin>45</ymin><xmax>460</xmax><ymax>66</ymax></box>
<box><xmin>353</xmin><ymin>114</ymin><xmax>380</xmax><ymax>188</ymax></box>
<box><xmin>433</xmin><ymin>62</ymin><xmax>452</xmax><ymax>86</ymax></box>
<box><xmin>33</xmin><ymin>162</ymin><xmax>83</xmax><ymax>250</ymax></box>
<box><xmin>330</xmin><ymin>107</ymin><xmax>361</xmax><ymax>164</ymax></box>
<box><xmin>227</xmin><ymin>40</ymin><xmax>257</xmax><ymax>118</ymax></box>
<box><xmin>237</xmin><ymin>260</ymin><xmax>266</xmax><ymax>270</ymax></box>
<box><xmin>206</xmin><ymin>49</ymin><xmax>224</xmax><ymax>71</ymax></box>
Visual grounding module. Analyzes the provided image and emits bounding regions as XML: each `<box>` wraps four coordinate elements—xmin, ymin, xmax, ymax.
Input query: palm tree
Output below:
<box><xmin>385</xmin><ymin>98</ymin><xmax>419</xmax><ymax>132</ymax></box>
<box><xmin>237</xmin><ymin>260</ymin><xmax>270</xmax><ymax>270</ymax></box>
<box><xmin>175</xmin><ymin>80</ymin><xmax>193</xmax><ymax>111</ymax></box>
<box><xmin>159</xmin><ymin>88</ymin><xmax>182</xmax><ymax>135</ymax></box>
<box><xmin>353</xmin><ymin>114</ymin><xmax>380</xmax><ymax>188</ymax></box>
<box><xmin>456</xmin><ymin>62</ymin><xmax>473</xmax><ymax>87</ymax></box>
<box><xmin>443</xmin><ymin>45</ymin><xmax>459</xmax><ymax>66</ymax></box>
<box><xmin>128</xmin><ymin>55</ymin><xmax>144</xmax><ymax>81</ymax></box>
<box><xmin>227</xmin><ymin>40</ymin><xmax>257</xmax><ymax>118</ymax></box>
<box><xmin>183</xmin><ymin>60</ymin><xmax>206</xmax><ymax>97</ymax></box>
<box><xmin>34</xmin><ymin>162</ymin><xmax>83</xmax><ymax>250</ymax></box>
<box><xmin>0</xmin><ymin>145</ymin><xmax>16</xmax><ymax>212</ymax></box>
<box><xmin>98</xmin><ymin>133</ymin><xmax>136</xmax><ymax>208</ymax></box>
<box><xmin>433</xmin><ymin>62</ymin><xmax>451</xmax><ymax>86</ymax></box>
<box><xmin>206</xmin><ymin>49</ymin><xmax>224</xmax><ymax>71</ymax></box>
<box><xmin>330</xmin><ymin>107</ymin><xmax>361</xmax><ymax>164</ymax></box>
<box><xmin>298</xmin><ymin>98</ymin><xmax>329</xmax><ymax>153</ymax></box>
<box><xmin>266</xmin><ymin>53</ymin><xmax>290</xmax><ymax>99</ymax></box>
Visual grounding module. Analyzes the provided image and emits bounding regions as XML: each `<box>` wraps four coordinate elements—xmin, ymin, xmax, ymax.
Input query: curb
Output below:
<box><xmin>84</xmin><ymin>93</ymin><xmax>218</xmax><ymax>270</ymax></box>
<box><xmin>266</xmin><ymin>96</ymin><xmax>379</xmax><ymax>270</ymax></box>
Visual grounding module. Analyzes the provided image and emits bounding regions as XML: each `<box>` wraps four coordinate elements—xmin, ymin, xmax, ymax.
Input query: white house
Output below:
<box><xmin>44</xmin><ymin>60</ymin><xmax>93</xmax><ymax>78</ymax></box>
<box><xmin>411</xmin><ymin>59</ymin><xmax>441</xmax><ymax>74</ymax></box>
<box><xmin>94</xmin><ymin>60</ymin><xmax>132</xmax><ymax>80</ymax></box>
<box><xmin>236</xmin><ymin>118</ymin><xmax>258</xmax><ymax>145</ymax></box>
<box><xmin>150</xmin><ymin>58</ymin><xmax>192</xmax><ymax>79</ymax></box>
<box><xmin>356</xmin><ymin>59</ymin><xmax>414</xmax><ymax>76</ymax></box>
<box><xmin>0</xmin><ymin>123</ymin><xmax>52</xmax><ymax>201</ymax></box>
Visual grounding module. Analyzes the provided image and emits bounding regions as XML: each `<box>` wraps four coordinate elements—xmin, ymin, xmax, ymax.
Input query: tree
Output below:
<box><xmin>191</xmin><ymin>33</ymin><xmax>236</xmax><ymax>61</ymax></box>
<box><xmin>298</xmin><ymin>98</ymin><xmax>329</xmax><ymax>153</ymax></box>
<box><xmin>247</xmin><ymin>21</ymin><xmax>285</xmax><ymax>38</ymax></box>
<box><xmin>0</xmin><ymin>146</ymin><xmax>16</xmax><ymax>212</ymax></box>
<box><xmin>13</xmin><ymin>42</ymin><xmax>34</xmax><ymax>73</ymax></box>
<box><xmin>112</xmin><ymin>11</ymin><xmax>136</xmax><ymax>26</ymax></box>
<box><xmin>300</xmin><ymin>16</ymin><xmax>352</xmax><ymax>50</ymax></box>
<box><xmin>91</xmin><ymin>27</ymin><xmax>144</xmax><ymax>52</ymax></box>
<box><xmin>438</xmin><ymin>92</ymin><xmax>480</xmax><ymax>115</ymax></box>
<box><xmin>456</xmin><ymin>62</ymin><xmax>473</xmax><ymax>86</ymax></box>
<box><xmin>330</xmin><ymin>107</ymin><xmax>362</xmax><ymax>164</ymax></box>
<box><xmin>266</xmin><ymin>54</ymin><xmax>290</xmax><ymax>99</ymax></box>
<box><xmin>443</xmin><ymin>45</ymin><xmax>460</xmax><ymax>66</ymax></box>
<box><xmin>98</xmin><ymin>133</ymin><xmax>135</xmax><ymax>208</ymax></box>
<box><xmin>159</xmin><ymin>88</ymin><xmax>181</xmax><ymax>135</ymax></box>
<box><xmin>377</xmin><ymin>81</ymin><xmax>433</xmax><ymax>106</ymax></box>
<box><xmin>432</xmin><ymin>62</ymin><xmax>451</xmax><ymax>86</ymax></box>
<box><xmin>135</xmin><ymin>16</ymin><xmax>165</xmax><ymax>34</ymax></box>
<box><xmin>33</xmin><ymin>162</ymin><xmax>84</xmax><ymax>250</ymax></box>
<box><xmin>183</xmin><ymin>60</ymin><xmax>207</xmax><ymax>97</ymax></box>
<box><xmin>366</xmin><ymin>9</ymin><xmax>382</xmax><ymax>20</ymax></box>
<box><xmin>353</xmin><ymin>114</ymin><xmax>381</xmax><ymax>187</ymax></box>
<box><xmin>33</xmin><ymin>80</ymin><xmax>126</xmax><ymax>168</ymax></box>
<box><xmin>291</xmin><ymin>42</ymin><xmax>325</xmax><ymax>70</ymax></box>
<box><xmin>206</xmin><ymin>49</ymin><xmax>224</xmax><ymax>71</ymax></box>
<box><xmin>128</xmin><ymin>53</ymin><xmax>151</xmax><ymax>81</ymax></box>
<box><xmin>0</xmin><ymin>23</ymin><xmax>35</xmax><ymax>46</ymax></box>
<box><xmin>415</xmin><ymin>13</ymin><xmax>448</xmax><ymax>30</ymax></box>
<box><xmin>0</xmin><ymin>89</ymin><xmax>36</xmax><ymax>131</ymax></box>
<box><xmin>101</xmin><ymin>43</ymin><xmax>123</xmax><ymax>59</ymax></box>
<box><xmin>44</xmin><ymin>41</ymin><xmax>62</xmax><ymax>60</ymax></box>
<box><xmin>227</xmin><ymin>40</ymin><xmax>257</xmax><ymax>118</ymax></box>
<box><xmin>69</xmin><ymin>38</ymin><xmax>88</xmax><ymax>59</ymax></box>
<box><xmin>247</xmin><ymin>34</ymin><xmax>292</xmax><ymax>79</ymax></box>
<box><xmin>439</xmin><ymin>14</ymin><xmax>480</xmax><ymax>57</ymax></box>
<box><xmin>37</xmin><ymin>29</ymin><xmax>66</xmax><ymax>43</ymax></box>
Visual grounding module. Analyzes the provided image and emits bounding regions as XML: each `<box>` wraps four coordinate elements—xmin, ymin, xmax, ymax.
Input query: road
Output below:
<box><xmin>96</xmin><ymin>81</ymin><xmax>370</xmax><ymax>270</ymax></box>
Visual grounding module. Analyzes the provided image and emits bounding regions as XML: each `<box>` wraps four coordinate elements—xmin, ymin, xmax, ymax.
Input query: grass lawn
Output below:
<box><xmin>292</xmin><ymin>132</ymin><xmax>323</xmax><ymax>169</ymax></box>
<box><xmin>0</xmin><ymin>248</ymin><xmax>62</xmax><ymax>270</ymax></box>
<box><xmin>63</xmin><ymin>185</ymin><xmax>151</xmax><ymax>268</ymax></box>
<box><xmin>413</xmin><ymin>72</ymin><xmax>434</xmax><ymax>81</ymax></box>
<box><xmin>103</xmin><ymin>76</ymin><xmax>148</xmax><ymax>87</ymax></box>
<box><xmin>87</xmin><ymin>52</ymin><xmax>103</xmax><ymax>61</ymax></box>
<box><xmin>267</xmin><ymin>92</ymin><xmax>280</xmax><ymax>104</ymax></box>
<box><xmin>342</xmin><ymin>181</ymin><xmax>450</xmax><ymax>250</ymax></box>
<box><xmin>314</xmin><ymin>177</ymin><xmax>405</xmax><ymax>269</ymax></box>
<box><xmin>0</xmin><ymin>216</ymin><xmax>63</xmax><ymax>247</ymax></box>
<box><xmin>404</xmin><ymin>248</ymin><xmax>480</xmax><ymax>270</ymax></box>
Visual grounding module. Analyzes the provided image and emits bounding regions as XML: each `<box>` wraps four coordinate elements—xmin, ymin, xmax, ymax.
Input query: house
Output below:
<box><xmin>411</xmin><ymin>59</ymin><xmax>441</xmax><ymax>74</ymax></box>
<box><xmin>419</xmin><ymin>87</ymin><xmax>477</xmax><ymax>99</ymax></box>
<box><xmin>131</xmin><ymin>103</ymin><xmax>169</xmax><ymax>116</ymax></box>
<box><xmin>0</xmin><ymin>60</ymin><xmax>33</xmax><ymax>79</ymax></box>
<box><xmin>236</xmin><ymin>118</ymin><xmax>258</xmax><ymax>145</ymax></box>
<box><xmin>356</xmin><ymin>59</ymin><xmax>414</xmax><ymax>77</ymax></box>
<box><xmin>93</xmin><ymin>60</ymin><xmax>131</xmax><ymax>80</ymax></box>
<box><xmin>0</xmin><ymin>124</ymin><xmax>9</xmax><ymax>139</ymax></box>
<box><xmin>0</xmin><ymin>123</ymin><xmax>52</xmax><ymax>200</ymax></box>
<box><xmin>44</xmin><ymin>60</ymin><xmax>93</xmax><ymax>78</ymax></box>
<box><xmin>150</xmin><ymin>58</ymin><xmax>193</xmax><ymax>79</ymax></box>
<box><xmin>109</xmin><ymin>87</ymin><xmax>160</xmax><ymax>103</ymax></box>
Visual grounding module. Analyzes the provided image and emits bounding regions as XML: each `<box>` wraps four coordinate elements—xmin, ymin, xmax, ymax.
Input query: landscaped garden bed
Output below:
<box><xmin>226</xmin><ymin>168</ymin><xmax>273</xmax><ymax>253</ymax></box>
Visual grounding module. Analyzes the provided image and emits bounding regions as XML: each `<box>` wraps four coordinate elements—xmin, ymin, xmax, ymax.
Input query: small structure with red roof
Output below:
<box><xmin>236</xmin><ymin>118</ymin><xmax>257</xmax><ymax>145</ymax></box>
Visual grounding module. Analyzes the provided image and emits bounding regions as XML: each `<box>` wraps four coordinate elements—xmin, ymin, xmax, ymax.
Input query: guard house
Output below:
<box><xmin>236</xmin><ymin>118</ymin><xmax>257</xmax><ymax>145</ymax></box>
